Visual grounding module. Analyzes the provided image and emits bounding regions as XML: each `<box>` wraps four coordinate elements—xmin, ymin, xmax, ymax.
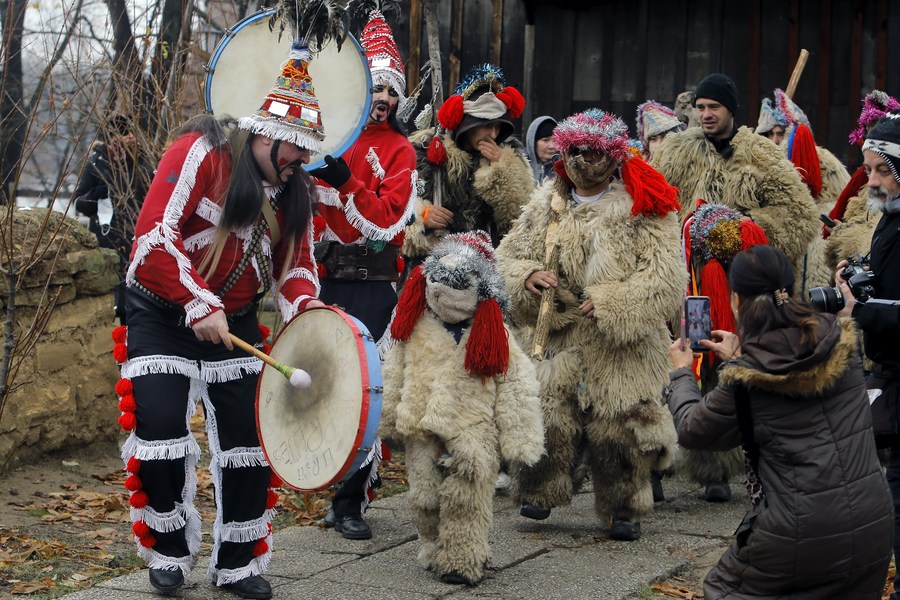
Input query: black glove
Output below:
<box><xmin>310</xmin><ymin>155</ymin><xmax>351</xmax><ymax>188</ymax></box>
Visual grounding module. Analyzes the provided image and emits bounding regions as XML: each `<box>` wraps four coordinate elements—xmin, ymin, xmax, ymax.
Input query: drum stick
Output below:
<box><xmin>229</xmin><ymin>333</ymin><xmax>312</xmax><ymax>389</ymax></box>
<box><xmin>785</xmin><ymin>49</ymin><xmax>809</xmax><ymax>99</ymax></box>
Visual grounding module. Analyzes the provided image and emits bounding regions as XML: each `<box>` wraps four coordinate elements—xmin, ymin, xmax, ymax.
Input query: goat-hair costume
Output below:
<box><xmin>496</xmin><ymin>110</ymin><xmax>682</xmax><ymax>528</ymax></box>
<box><xmin>382</xmin><ymin>232</ymin><xmax>544</xmax><ymax>585</ymax></box>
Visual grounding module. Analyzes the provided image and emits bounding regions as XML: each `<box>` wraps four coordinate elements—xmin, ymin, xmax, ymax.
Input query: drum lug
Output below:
<box><xmin>358</xmin><ymin>331</ymin><xmax>374</xmax><ymax>342</ymax></box>
<box><xmin>367</xmin><ymin>385</ymin><xmax>383</xmax><ymax>394</ymax></box>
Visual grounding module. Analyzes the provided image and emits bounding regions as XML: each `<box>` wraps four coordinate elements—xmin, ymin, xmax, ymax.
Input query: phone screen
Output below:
<box><xmin>684</xmin><ymin>296</ymin><xmax>712</xmax><ymax>352</ymax></box>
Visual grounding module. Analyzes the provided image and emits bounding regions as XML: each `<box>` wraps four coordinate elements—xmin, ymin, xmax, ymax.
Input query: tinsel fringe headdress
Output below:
<box><xmin>850</xmin><ymin>90</ymin><xmax>900</xmax><ymax>146</ymax></box>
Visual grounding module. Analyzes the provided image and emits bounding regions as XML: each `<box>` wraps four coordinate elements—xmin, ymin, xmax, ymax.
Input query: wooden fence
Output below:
<box><xmin>391</xmin><ymin>0</ymin><xmax>895</xmax><ymax>167</ymax></box>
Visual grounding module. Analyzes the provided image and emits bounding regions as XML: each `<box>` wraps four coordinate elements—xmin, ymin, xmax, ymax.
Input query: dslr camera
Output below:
<box><xmin>808</xmin><ymin>254</ymin><xmax>876</xmax><ymax>313</ymax></box>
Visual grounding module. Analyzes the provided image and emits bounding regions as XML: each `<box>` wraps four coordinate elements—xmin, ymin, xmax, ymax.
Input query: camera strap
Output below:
<box><xmin>734</xmin><ymin>383</ymin><xmax>765</xmax><ymax>507</ymax></box>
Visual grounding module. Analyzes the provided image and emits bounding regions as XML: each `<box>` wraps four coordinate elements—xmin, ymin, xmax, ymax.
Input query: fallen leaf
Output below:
<box><xmin>62</xmin><ymin>460</ymin><xmax>79</xmax><ymax>467</ymax></box>
<box><xmin>651</xmin><ymin>582</ymin><xmax>695</xmax><ymax>599</ymax></box>
<box><xmin>70</xmin><ymin>573</ymin><xmax>89</xmax><ymax>581</ymax></box>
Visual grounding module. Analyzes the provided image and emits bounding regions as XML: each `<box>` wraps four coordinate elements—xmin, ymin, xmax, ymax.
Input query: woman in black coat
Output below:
<box><xmin>665</xmin><ymin>245</ymin><xmax>892</xmax><ymax>599</ymax></box>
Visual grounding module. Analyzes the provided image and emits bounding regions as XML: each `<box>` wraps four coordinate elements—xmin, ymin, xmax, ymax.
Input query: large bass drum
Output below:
<box><xmin>204</xmin><ymin>8</ymin><xmax>372</xmax><ymax>171</ymax></box>
<box><xmin>256</xmin><ymin>306</ymin><xmax>382</xmax><ymax>492</ymax></box>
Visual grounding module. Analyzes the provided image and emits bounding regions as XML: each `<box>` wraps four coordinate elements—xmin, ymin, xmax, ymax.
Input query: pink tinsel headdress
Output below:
<box><xmin>849</xmin><ymin>90</ymin><xmax>900</xmax><ymax>146</ymax></box>
<box><xmin>553</xmin><ymin>108</ymin><xmax>630</xmax><ymax>162</ymax></box>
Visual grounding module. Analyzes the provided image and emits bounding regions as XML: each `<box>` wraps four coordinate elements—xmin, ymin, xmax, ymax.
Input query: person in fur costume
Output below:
<box><xmin>496</xmin><ymin>109</ymin><xmax>682</xmax><ymax>541</ymax></box>
<box><xmin>403</xmin><ymin>64</ymin><xmax>533</xmax><ymax>260</ymax></box>
<box><xmin>755</xmin><ymin>89</ymin><xmax>850</xmax><ymax>291</ymax></box>
<box><xmin>381</xmin><ymin>231</ymin><xmax>544</xmax><ymax>586</ymax></box>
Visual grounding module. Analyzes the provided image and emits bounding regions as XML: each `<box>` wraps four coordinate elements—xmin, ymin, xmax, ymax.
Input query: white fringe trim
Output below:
<box><xmin>185</xmin><ymin>298</ymin><xmax>215</xmax><ymax>325</ymax></box>
<box><xmin>220</xmin><ymin>447</ymin><xmax>268</xmax><ymax>469</ymax></box>
<box><xmin>195</xmin><ymin>197</ymin><xmax>222</xmax><ymax>225</ymax></box>
<box><xmin>120</xmin><ymin>355</ymin><xmax>199</xmax><ymax>380</ymax></box>
<box><xmin>121</xmin><ymin>432</ymin><xmax>201</xmax><ymax>463</ymax></box>
<box><xmin>366</xmin><ymin>147</ymin><xmax>386</xmax><ymax>180</ymax></box>
<box><xmin>184</xmin><ymin>227</ymin><xmax>216</xmax><ymax>252</ymax></box>
<box><xmin>316</xmin><ymin>185</ymin><xmax>343</xmax><ymax>208</ymax></box>
<box><xmin>136</xmin><ymin>546</ymin><xmax>194</xmax><ymax>575</ymax></box>
<box><xmin>358</xmin><ymin>437</ymin><xmax>383</xmax><ymax>513</ymax></box>
<box><xmin>237</xmin><ymin>117</ymin><xmax>323</xmax><ymax>154</ymax></box>
<box><xmin>131</xmin><ymin>504</ymin><xmax>187</xmax><ymax>533</ymax></box>
<box><xmin>200</xmin><ymin>357</ymin><xmax>262</xmax><ymax>384</ymax></box>
<box><xmin>318</xmin><ymin>226</ymin><xmax>340</xmax><ymax>242</ymax></box>
<box><xmin>212</xmin><ymin>549</ymin><xmax>272</xmax><ymax>586</ymax></box>
<box><xmin>218</xmin><ymin>515</ymin><xmax>271</xmax><ymax>544</ymax></box>
<box><xmin>279</xmin><ymin>294</ymin><xmax>314</xmax><ymax>322</ymax></box>
<box><xmin>375</xmin><ymin>305</ymin><xmax>398</xmax><ymax>360</ymax></box>
<box><xmin>343</xmin><ymin>170</ymin><xmax>417</xmax><ymax>242</ymax></box>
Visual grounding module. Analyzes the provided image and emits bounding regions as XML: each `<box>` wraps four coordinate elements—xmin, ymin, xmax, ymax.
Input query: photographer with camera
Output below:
<box><xmin>834</xmin><ymin>111</ymin><xmax>900</xmax><ymax>600</ymax></box>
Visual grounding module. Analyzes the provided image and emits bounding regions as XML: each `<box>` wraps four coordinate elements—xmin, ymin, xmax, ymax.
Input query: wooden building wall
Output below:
<box><xmin>392</xmin><ymin>0</ymin><xmax>895</xmax><ymax>167</ymax></box>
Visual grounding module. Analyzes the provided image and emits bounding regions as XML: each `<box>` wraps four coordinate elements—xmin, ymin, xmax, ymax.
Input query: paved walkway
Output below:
<box><xmin>63</xmin><ymin>475</ymin><xmax>746</xmax><ymax>599</ymax></box>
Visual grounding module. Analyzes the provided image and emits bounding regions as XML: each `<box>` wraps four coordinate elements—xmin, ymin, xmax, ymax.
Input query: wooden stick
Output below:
<box><xmin>785</xmin><ymin>49</ymin><xmax>809</xmax><ymax>99</ymax></box>
<box><xmin>229</xmin><ymin>333</ymin><xmax>311</xmax><ymax>388</ymax></box>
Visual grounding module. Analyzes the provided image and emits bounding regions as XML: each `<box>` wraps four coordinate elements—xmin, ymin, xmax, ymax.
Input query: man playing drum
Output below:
<box><xmin>113</xmin><ymin>42</ymin><xmax>326</xmax><ymax>599</ymax></box>
<box><xmin>310</xmin><ymin>5</ymin><xmax>417</xmax><ymax>541</ymax></box>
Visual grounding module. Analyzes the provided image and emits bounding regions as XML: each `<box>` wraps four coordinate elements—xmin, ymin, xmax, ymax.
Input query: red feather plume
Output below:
<box><xmin>390</xmin><ymin>266</ymin><xmax>427</xmax><ymax>342</ymax></box>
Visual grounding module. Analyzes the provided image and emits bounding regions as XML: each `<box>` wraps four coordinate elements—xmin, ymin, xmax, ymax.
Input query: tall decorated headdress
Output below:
<box><xmin>349</xmin><ymin>0</ymin><xmax>417</xmax><ymax>122</ymax></box>
<box><xmin>237</xmin><ymin>0</ymin><xmax>350</xmax><ymax>152</ymax></box>
<box><xmin>552</xmin><ymin>108</ymin><xmax>681</xmax><ymax>218</ymax></box>
<box><xmin>755</xmin><ymin>88</ymin><xmax>811</xmax><ymax>135</ymax></box>
<box><xmin>635</xmin><ymin>100</ymin><xmax>684</xmax><ymax>146</ymax></box>
<box><xmin>850</xmin><ymin>90</ymin><xmax>900</xmax><ymax>146</ymax></box>
<box><xmin>426</xmin><ymin>64</ymin><xmax>524</xmax><ymax>166</ymax></box>
<box><xmin>391</xmin><ymin>231</ymin><xmax>510</xmax><ymax>379</ymax></box>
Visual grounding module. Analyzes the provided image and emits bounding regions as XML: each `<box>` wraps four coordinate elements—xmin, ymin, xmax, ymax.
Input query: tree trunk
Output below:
<box><xmin>0</xmin><ymin>0</ymin><xmax>28</xmax><ymax>205</ymax></box>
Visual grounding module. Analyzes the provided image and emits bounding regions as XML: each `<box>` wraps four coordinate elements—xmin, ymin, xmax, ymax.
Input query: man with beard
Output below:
<box><xmin>497</xmin><ymin>109</ymin><xmax>683</xmax><ymax>541</ymax></box>
<box><xmin>310</xmin><ymin>8</ymin><xmax>417</xmax><ymax>541</ymax></box>
<box><xmin>652</xmin><ymin>73</ymin><xmax>819</xmax><ymax>502</ymax></box>
<box><xmin>836</xmin><ymin>112</ymin><xmax>900</xmax><ymax>600</ymax></box>
<box><xmin>404</xmin><ymin>64</ymin><xmax>533</xmax><ymax>259</ymax></box>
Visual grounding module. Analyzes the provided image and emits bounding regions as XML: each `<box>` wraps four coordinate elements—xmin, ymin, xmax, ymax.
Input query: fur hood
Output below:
<box><xmin>719</xmin><ymin>315</ymin><xmax>859</xmax><ymax>397</ymax></box>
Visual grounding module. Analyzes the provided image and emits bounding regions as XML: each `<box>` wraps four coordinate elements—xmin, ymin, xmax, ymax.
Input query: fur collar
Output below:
<box><xmin>719</xmin><ymin>317</ymin><xmax>860</xmax><ymax>397</ymax></box>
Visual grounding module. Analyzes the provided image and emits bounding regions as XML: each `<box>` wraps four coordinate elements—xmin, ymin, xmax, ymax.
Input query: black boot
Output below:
<box><xmin>704</xmin><ymin>481</ymin><xmax>731</xmax><ymax>502</ymax></box>
<box><xmin>334</xmin><ymin>514</ymin><xmax>372</xmax><ymax>540</ymax></box>
<box><xmin>608</xmin><ymin>516</ymin><xmax>641</xmax><ymax>541</ymax></box>
<box><xmin>651</xmin><ymin>470</ymin><xmax>665</xmax><ymax>503</ymax></box>
<box><xmin>223</xmin><ymin>574</ymin><xmax>272</xmax><ymax>599</ymax></box>
<box><xmin>520</xmin><ymin>503</ymin><xmax>551</xmax><ymax>520</ymax></box>
<box><xmin>148</xmin><ymin>567</ymin><xmax>184</xmax><ymax>594</ymax></box>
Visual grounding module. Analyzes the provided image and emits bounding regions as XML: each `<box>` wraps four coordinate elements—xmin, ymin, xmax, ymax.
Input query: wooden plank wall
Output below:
<box><xmin>398</xmin><ymin>0</ymin><xmax>896</xmax><ymax>168</ymax></box>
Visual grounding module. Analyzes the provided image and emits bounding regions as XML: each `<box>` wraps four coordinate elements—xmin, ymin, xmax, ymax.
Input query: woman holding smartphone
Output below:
<box><xmin>665</xmin><ymin>245</ymin><xmax>891</xmax><ymax>599</ymax></box>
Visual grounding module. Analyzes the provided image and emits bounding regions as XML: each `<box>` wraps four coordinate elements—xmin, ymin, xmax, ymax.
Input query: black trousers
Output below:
<box><xmin>123</xmin><ymin>290</ymin><xmax>271</xmax><ymax>581</ymax></box>
<box><xmin>320</xmin><ymin>279</ymin><xmax>396</xmax><ymax>518</ymax></box>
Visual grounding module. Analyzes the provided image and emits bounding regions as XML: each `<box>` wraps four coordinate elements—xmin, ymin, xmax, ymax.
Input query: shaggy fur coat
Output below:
<box><xmin>496</xmin><ymin>180</ymin><xmax>682</xmax><ymax>520</ymax></box>
<box><xmin>403</xmin><ymin>128</ymin><xmax>534</xmax><ymax>258</ymax></box>
<box><xmin>825</xmin><ymin>190</ymin><xmax>880</xmax><ymax>277</ymax></box>
<box><xmin>652</xmin><ymin>127</ymin><xmax>819</xmax><ymax>271</ymax></box>
<box><xmin>381</xmin><ymin>314</ymin><xmax>544</xmax><ymax>584</ymax></box>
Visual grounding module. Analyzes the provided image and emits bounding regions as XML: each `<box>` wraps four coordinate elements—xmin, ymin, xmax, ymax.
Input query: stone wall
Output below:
<box><xmin>0</xmin><ymin>208</ymin><xmax>122</xmax><ymax>469</ymax></box>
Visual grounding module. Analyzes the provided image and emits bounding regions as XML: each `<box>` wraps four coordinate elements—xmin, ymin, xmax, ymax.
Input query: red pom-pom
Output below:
<box><xmin>132</xmin><ymin>520</ymin><xmax>150</xmax><ymax>538</ymax></box>
<box><xmin>111</xmin><ymin>325</ymin><xmax>127</xmax><ymax>343</ymax></box>
<box><xmin>426</xmin><ymin>136</ymin><xmax>447</xmax><ymax>166</ymax></box>
<box><xmin>258</xmin><ymin>324</ymin><xmax>271</xmax><ymax>341</ymax></box>
<box><xmin>395</xmin><ymin>255</ymin><xmax>405</xmax><ymax>274</ymax></box>
<box><xmin>390</xmin><ymin>266</ymin><xmax>427</xmax><ymax>342</ymax></box>
<box><xmin>118</xmin><ymin>412</ymin><xmax>137</xmax><ymax>431</ymax></box>
<box><xmin>621</xmin><ymin>156</ymin><xmax>681</xmax><ymax>217</ymax></box>
<box><xmin>789</xmin><ymin>124</ymin><xmax>822</xmax><ymax>198</ymax></box>
<box><xmin>269</xmin><ymin>472</ymin><xmax>283</xmax><ymax>488</ymax></box>
<box><xmin>739</xmin><ymin>220</ymin><xmax>769</xmax><ymax>251</ymax></box>
<box><xmin>699</xmin><ymin>259</ymin><xmax>736</xmax><ymax>334</ymax></box>
<box><xmin>262</xmin><ymin>343</ymin><xmax>272</xmax><ymax>354</ymax></box>
<box><xmin>497</xmin><ymin>86</ymin><xmax>525</xmax><ymax>118</ymax></box>
<box><xmin>464</xmin><ymin>298</ymin><xmax>510</xmax><ymax>379</ymax></box>
<box><xmin>118</xmin><ymin>394</ymin><xmax>137</xmax><ymax>413</ymax></box>
<box><xmin>127</xmin><ymin>456</ymin><xmax>141</xmax><ymax>474</ymax></box>
<box><xmin>138</xmin><ymin>533</ymin><xmax>157</xmax><ymax>548</ymax></box>
<box><xmin>252</xmin><ymin>538</ymin><xmax>269</xmax><ymax>557</ymax></box>
<box><xmin>115</xmin><ymin>378</ymin><xmax>133</xmax><ymax>396</ymax></box>
<box><xmin>124</xmin><ymin>474</ymin><xmax>142</xmax><ymax>491</ymax></box>
<box><xmin>316</xmin><ymin>263</ymin><xmax>328</xmax><ymax>278</ymax></box>
<box><xmin>113</xmin><ymin>342</ymin><xmax>128</xmax><ymax>363</ymax></box>
<box><xmin>129</xmin><ymin>490</ymin><xmax>149</xmax><ymax>508</ymax></box>
<box><xmin>382</xmin><ymin>441</ymin><xmax>392</xmax><ymax>463</ymax></box>
<box><xmin>312</xmin><ymin>214</ymin><xmax>327</xmax><ymax>237</ymax></box>
<box><xmin>437</xmin><ymin>94</ymin><xmax>465</xmax><ymax>131</ymax></box>
<box><xmin>266</xmin><ymin>490</ymin><xmax>278</xmax><ymax>510</ymax></box>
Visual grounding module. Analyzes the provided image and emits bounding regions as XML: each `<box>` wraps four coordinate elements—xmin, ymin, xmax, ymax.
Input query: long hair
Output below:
<box><xmin>728</xmin><ymin>245</ymin><xmax>824</xmax><ymax>346</ymax></box>
<box><xmin>388</xmin><ymin>109</ymin><xmax>407</xmax><ymax>136</ymax></box>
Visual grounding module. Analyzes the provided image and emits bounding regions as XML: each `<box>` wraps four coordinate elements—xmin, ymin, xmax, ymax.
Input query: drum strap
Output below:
<box><xmin>261</xmin><ymin>196</ymin><xmax>281</xmax><ymax>246</ymax></box>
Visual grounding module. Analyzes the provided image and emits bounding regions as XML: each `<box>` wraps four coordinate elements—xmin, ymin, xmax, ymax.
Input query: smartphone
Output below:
<box><xmin>683</xmin><ymin>296</ymin><xmax>712</xmax><ymax>352</ymax></box>
<box><xmin>819</xmin><ymin>213</ymin><xmax>836</xmax><ymax>228</ymax></box>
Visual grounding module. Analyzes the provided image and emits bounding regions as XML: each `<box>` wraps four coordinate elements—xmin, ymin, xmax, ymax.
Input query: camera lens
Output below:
<box><xmin>808</xmin><ymin>286</ymin><xmax>845</xmax><ymax>313</ymax></box>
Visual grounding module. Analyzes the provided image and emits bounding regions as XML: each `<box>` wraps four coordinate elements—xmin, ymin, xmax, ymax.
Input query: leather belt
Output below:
<box><xmin>314</xmin><ymin>242</ymin><xmax>401</xmax><ymax>282</ymax></box>
<box><xmin>127</xmin><ymin>281</ymin><xmax>257</xmax><ymax>322</ymax></box>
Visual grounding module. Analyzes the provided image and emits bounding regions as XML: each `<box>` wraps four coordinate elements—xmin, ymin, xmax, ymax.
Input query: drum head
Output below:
<box><xmin>257</xmin><ymin>307</ymin><xmax>373</xmax><ymax>491</ymax></box>
<box><xmin>205</xmin><ymin>9</ymin><xmax>372</xmax><ymax>171</ymax></box>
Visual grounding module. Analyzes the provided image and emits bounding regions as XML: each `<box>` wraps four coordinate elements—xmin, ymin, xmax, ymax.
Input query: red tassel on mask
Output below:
<box><xmin>426</xmin><ymin>136</ymin><xmax>447</xmax><ymax>166</ymax></box>
<box><xmin>496</xmin><ymin>86</ymin><xmax>525</xmax><ymax>118</ymax></box>
<box><xmin>390</xmin><ymin>266</ymin><xmax>427</xmax><ymax>342</ymax></box>
<box><xmin>699</xmin><ymin>259</ymin><xmax>736</xmax><ymax>334</ymax></box>
<box><xmin>789</xmin><ymin>124</ymin><xmax>822</xmax><ymax>198</ymax></box>
<box><xmin>739</xmin><ymin>220</ymin><xmax>769</xmax><ymax>250</ymax></box>
<box><xmin>437</xmin><ymin>95</ymin><xmax>465</xmax><ymax>131</ymax></box>
<box><xmin>826</xmin><ymin>165</ymin><xmax>868</xmax><ymax>237</ymax></box>
<box><xmin>621</xmin><ymin>156</ymin><xmax>681</xmax><ymax>217</ymax></box>
<box><xmin>464</xmin><ymin>298</ymin><xmax>509</xmax><ymax>379</ymax></box>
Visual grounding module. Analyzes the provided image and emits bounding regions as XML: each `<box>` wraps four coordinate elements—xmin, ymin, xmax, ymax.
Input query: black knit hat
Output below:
<box><xmin>863</xmin><ymin>111</ymin><xmax>900</xmax><ymax>184</ymax></box>
<box><xmin>534</xmin><ymin>118</ymin><xmax>557</xmax><ymax>140</ymax></box>
<box><xmin>693</xmin><ymin>74</ymin><xmax>739</xmax><ymax>116</ymax></box>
